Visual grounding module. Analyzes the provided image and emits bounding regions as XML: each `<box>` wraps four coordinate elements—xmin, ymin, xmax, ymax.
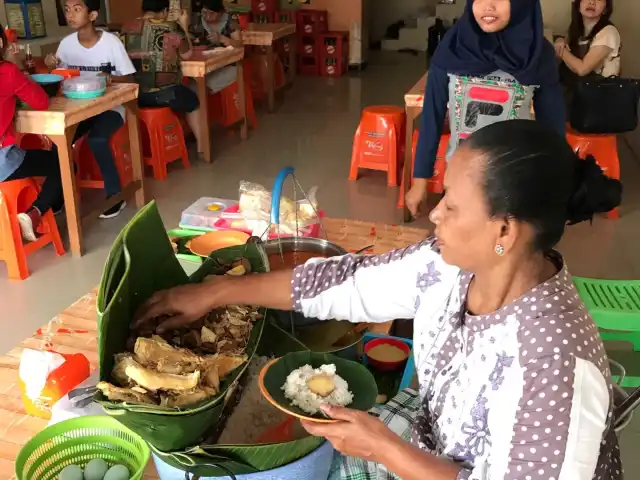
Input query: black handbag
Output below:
<box><xmin>570</xmin><ymin>75</ymin><xmax>640</xmax><ymax>134</ymax></box>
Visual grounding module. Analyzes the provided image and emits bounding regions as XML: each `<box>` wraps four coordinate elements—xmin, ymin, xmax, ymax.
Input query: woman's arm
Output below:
<box><xmin>219</xmin><ymin>20</ymin><xmax>243</xmax><ymax>48</ymax></box>
<box><xmin>560</xmin><ymin>44</ymin><xmax>612</xmax><ymax>77</ymax></box>
<box><xmin>9</xmin><ymin>63</ymin><xmax>48</xmax><ymax>110</ymax></box>
<box><xmin>413</xmin><ymin>65</ymin><xmax>449</xmax><ymax>180</ymax></box>
<box><xmin>135</xmin><ymin>238</ymin><xmax>456</xmax><ymax>332</ymax></box>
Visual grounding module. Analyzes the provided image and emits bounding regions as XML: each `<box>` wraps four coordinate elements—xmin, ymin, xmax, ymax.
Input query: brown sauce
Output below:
<box><xmin>268</xmin><ymin>251</ymin><xmax>328</xmax><ymax>271</ymax></box>
<box><xmin>367</xmin><ymin>344</ymin><xmax>408</xmax><ymax>363</ymax></box>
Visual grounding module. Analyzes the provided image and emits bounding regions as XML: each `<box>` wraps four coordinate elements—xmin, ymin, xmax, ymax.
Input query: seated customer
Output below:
<box><xmin>555</xmin><ymin>0</ymin><xmax>620</xmax><ymax>79</ymax></box>
<box><xmin>122</xmin><ymin>0</ymin><xmax>203</xmax><ymax>154</ymax></box>
<box><xmin>135</xmin><ymin>120</ymin><xmax>623</xmax><ymax>480</ymax></box>
<box><xmin>0</xmin><ymin>29</ymin><xmax>63</xmax><ymax>241</ymax></box>
<box><xmin>46</xmin><ymin>0</ymin><xmax>136</xmax><ymax>219</ymax></box>
<box><xmin>196</xmin><ymin>0</ymin><xmax>242</xmax><ymax>93</ymax></box>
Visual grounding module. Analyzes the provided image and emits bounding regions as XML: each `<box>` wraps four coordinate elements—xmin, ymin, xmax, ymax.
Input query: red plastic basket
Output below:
<box><xmin>214</xmin><ymin>204</ymin><xmax>324</xmax><ymax>239</ymax></box>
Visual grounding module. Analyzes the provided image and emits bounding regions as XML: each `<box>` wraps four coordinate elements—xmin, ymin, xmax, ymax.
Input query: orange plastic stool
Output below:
<box><xmin>0</xmin><ymin>179</ymin><xmax>65</xmax><ymax>280</ymax></box>
<box><xmin>349</xmin><ymin>106</ymin><xmax>406</xmax><ymax>186</ymax></box>
<box><xmin>73</xmin><ymin>123</ymin><xmax>134</xmax><ymax>190</ymax></box>
<box><xmin>207</xmin><ymin>73</ymin><xmax>258</xmax><ymax>130</ymax></box>
<box><xmin>566</xmin><ymin>126</ymin><xmax>620</xmax><ymax>219</ymax></box>
<box><xmin>137</xmin><ymin>107</ymin><xmax>190</xmax><ymax>181</ymax></box>
<box><xmin>398</xmin><ymin>131</ymin><xmax>449</xmax><ymax>208</ymax></box>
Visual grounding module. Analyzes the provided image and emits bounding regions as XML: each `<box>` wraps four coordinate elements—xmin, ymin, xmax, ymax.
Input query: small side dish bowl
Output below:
<box><xmin>187</xmin><ymin>230</ymin><xmax>250</xmax><ymax>258</ymax></box>
<box><xmin>259</xmin><ymin>351</ymin><xmax>378</xmax><ymax>423</ymax></box>
<box><xmin>51</xmin><ymin>68</ymin><xmax>81</xmax><ymax>79</ymax></box>
<box><xmin>31</xmin><ymin>73</ymin><xmax>64</xmax><ymax>97</ymax></box>
<box><xmin>364</xmin><ymin>337</ymin><xmax>411</xmax><ymax>372</ymax></box>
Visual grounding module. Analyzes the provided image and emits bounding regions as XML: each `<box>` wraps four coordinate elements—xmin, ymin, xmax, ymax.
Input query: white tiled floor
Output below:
<box><xmin>2</xmin><ymin>51</ymin><xmax>640</xmax><ymax>473</ymax></box>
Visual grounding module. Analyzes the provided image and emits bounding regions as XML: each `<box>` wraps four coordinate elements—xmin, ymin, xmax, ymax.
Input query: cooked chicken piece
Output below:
<box><xmin>97</xmin><ymin>382</ymin><xmax>156</xmax><ymax>405</ymax></box>
<box><xmin>203</xmin><ymin>364</ymin><xmax>220</xmax><ymax>391</ymax></box>
<box><xmin>124</xmin><ymin>357</ymin><xmax>200</xmax><ymax>391</ymax></box>
<box><xmin>203</xmin><ymin>354</ymin><xmax>248</xmax><ymax>378</ymax></box>
<box><xmin>112</xmin><ymin>353</ymin><xmax>136</xmax><ymax>386</ymax></box>
<box><xmin>155</xmin><ymin>358</ymin><xmax>200</xmax><ymax>375</ymax></box>
<box><xmin>160</xmin><ymin>387</ymin><xmax>218</xmax><ymax>408</ymax></box>
<box><xmin>201</xmin><ymin>326</ymin><xmax>217</xmax><ymax>344</ymax></box>
<box><xmin>135</xmin><ymin>337</ymin><xmax>202</xmax><ymax>366</ymax></box>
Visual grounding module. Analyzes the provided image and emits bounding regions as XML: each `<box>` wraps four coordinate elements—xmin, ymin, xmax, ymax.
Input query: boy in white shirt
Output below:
<box><xmin>46</xmin><ymin>0</ymin><xmax>136</xmax><ymax>218</ymax></box>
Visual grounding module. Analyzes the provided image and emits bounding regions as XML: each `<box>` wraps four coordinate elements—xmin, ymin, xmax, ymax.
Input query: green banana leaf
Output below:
<box><xmin>262</xmin><ymin>351</ymin><xmax>378</xmax><ymax>421</ymax></box>
<box><xmin>95</xmin><ymin>202</ymin><xmax>269</xmax><ymax>450</ymax></box>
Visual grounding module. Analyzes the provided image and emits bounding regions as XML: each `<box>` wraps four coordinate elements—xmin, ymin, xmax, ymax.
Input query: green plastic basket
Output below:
<box><xmin>15</xmin><ymin>416</ymin><xmax>150</xmax><ymax>480</ymax></box>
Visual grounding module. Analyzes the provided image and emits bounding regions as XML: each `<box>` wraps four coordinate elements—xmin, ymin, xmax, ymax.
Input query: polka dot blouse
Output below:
<box><xmin>292</xmin><ymin>237</ymin><xmax>622</xmax><ymax>480</ymax></box>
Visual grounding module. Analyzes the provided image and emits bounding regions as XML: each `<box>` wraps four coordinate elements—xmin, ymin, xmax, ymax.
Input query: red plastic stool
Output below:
<box><xmin>0</xmin><ymin>179</ymin><xmax>65</xmax><ymax>280</ymax></box>
<box><xmin>398</xmin><ymin>131</ymin><xmax>449</xmax><ymax>208</ymax></box>
<box><xmin>566</xmin><ymin>126</ymin><xmax>620</xmax><ymax>219</ymax></box>
<box><xmin>17</xmin><ymin>134</ymin><xmax>53</xmax><ymax>151</ymax></box>
<box><xmin>207</xmin><ymin>70</ymin><xmax>258</xmax><ymax>130</ymax></box>
<box><xmin>73</xmin><ymin>123</ymin><xmax>134</xmax><ymax>190</ymax></box>
<box><xmin>349</xmin><ymin>106</ymin><xmax>406</xmax><ymax>186</ymax></box>
<box><xmin>137</xmin><ymin>107</ymin><xmax>190</xmax><ymax>181</ymax></box>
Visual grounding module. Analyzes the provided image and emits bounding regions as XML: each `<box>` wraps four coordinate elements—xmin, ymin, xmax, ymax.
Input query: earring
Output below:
<box><xmin>495</xmin><ymin>244</ymin><xmax>505</xmax><ymax>256</ymax></box>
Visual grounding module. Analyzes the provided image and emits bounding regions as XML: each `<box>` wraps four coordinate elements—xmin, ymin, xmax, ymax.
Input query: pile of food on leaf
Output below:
<box><xmin>98</xmin><ymin>298</ymin><xmax>261</xmax><ymax>408</ymax></box>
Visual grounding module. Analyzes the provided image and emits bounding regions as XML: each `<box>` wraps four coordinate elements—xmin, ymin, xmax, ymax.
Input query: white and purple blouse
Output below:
<box><xmin>291</xmin><ymin>238</ymin><xmax>622</xmax><ymax>480</ymax></box>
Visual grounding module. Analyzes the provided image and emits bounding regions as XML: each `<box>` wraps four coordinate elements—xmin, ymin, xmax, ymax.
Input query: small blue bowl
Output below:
<box><xmin>31</xmin><ymin>73</ymin><xmax>64</xmax><ymax>84</ymax></box>
<box><xmin>31</xmin><ymin>74</ymin><xmax>64</xmax><ymax>97</ymax></box>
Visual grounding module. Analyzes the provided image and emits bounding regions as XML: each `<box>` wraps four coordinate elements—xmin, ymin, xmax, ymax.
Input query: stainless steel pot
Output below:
<box><xmin>264</xmin><ymin>237</ymin><xmax>347</xmax><ymax>332</ymax></box>
<box><xmin>264</xmin><ymin>237</ymin><xmax>348</xmax><ymax>259</ymax></box>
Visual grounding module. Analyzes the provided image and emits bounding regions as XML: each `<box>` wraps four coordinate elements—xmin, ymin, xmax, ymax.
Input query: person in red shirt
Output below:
<box><xmin>0</xmin><ymin>27</ymin><xmax>64</xmax><ymax>242</ymax></box>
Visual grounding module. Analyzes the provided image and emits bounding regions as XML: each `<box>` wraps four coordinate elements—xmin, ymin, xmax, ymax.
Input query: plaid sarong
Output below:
<box><xmin>328</xmin><ymin>388</ymin><xmax>421</xmax><ymax>480</ymax></box>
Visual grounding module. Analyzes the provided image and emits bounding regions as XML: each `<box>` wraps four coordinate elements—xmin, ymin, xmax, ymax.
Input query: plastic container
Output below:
<box><xmin>179</xmin><ymin>197</ymin><xmax>237</xmax><ymax>231</ymax></box>
<box><xmin>18</xmin><ymin>352</ymin><xmax>91</xmax><ymax>419</ymax></box>
<box><xmin>62</xmin><ymin>76</ymin><xmax>107</xmax><ymax>99</ymax></box>
<box><xmin>362</xmin><ymin>333</ymin><xmax>414</xmax><ymax>407</ymax></box>
<box><xmin>51</xmin><ymin>68</ymin><xmax>80</xmax><ymax>79</ymax></box>
<box><xmin>214</xmin><ymin>204</ymin><xmax>324</xmax><ymax>239</ymax></box>
<box><xmin>15</xmin><ymin>416</ymin><xmax>150</xmax><ymax>480</ymax></box>
<box><xmin>4</xmin><ymin>0</ymin><xmax>46</xmax><ymax>39</ymax></box>
<box><xmin>152</xmin><ymin>440</ymin><xmax>334</xmax><ymax>480</ymax></box>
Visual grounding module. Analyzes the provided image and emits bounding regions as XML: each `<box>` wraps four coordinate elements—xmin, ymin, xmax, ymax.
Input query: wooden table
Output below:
<box><xmin>403</xmin><ymin>73</ymin><xmax>427</xmax><ymax>223</ymax></box>
<box><xmin>16</xmin><ymin>84</ymin><xmax>146</xmax><ymax>257</ymax></box>
<box><xmin>0</xmin><ymin>217</ymin><xmax>429</xmax><ymax>478</ymax></box>
<box><xmin>241</xmin><ymin>23</ymin><xmax>297</xmax><ymax>112</ymax></box>
<box><xmin>181</xmin><ymin>46</ymin><xmax>247</xmax><ymax>164</ymax></box>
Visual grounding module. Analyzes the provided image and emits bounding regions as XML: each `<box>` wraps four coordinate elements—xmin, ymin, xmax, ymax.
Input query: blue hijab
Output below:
<box><xmin>431</xmin><ymin>0</ymin><xmax>557</xmax><ymax>86</ymax></box>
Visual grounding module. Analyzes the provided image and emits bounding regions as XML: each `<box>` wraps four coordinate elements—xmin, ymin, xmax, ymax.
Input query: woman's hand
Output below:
<box><xmin>133</xmin><ymin>278</ymin><xmax>225</xmax><ymax>332</ymax></box>
<box><xmin>554</xmin><ymin>38</ymin><xmax>566</xmax><ymax>58</ymax></box>
<box><xmin>44</xmin><ymin>53</ymin><xmax>60</xmax><ymax>68</ymax></box>
<box><xmin>301</xmin><ymin>405</ymin><xmax>399</xmax><ymax>462</ymax></box>
<box><xmin>405</xmin><ymin>179</ymin><xmax>428</xmax><ymax>218</ymax></box>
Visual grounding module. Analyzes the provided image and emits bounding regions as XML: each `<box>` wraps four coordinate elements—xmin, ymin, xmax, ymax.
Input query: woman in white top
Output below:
<box><xmin>556</xmin><ymin>0</ymin><xmax>621</xmax><ymax>78</ymax></box>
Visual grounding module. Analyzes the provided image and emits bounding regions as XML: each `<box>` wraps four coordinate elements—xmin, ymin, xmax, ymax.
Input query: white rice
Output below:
<box><xmin>282</xmin><ymin>364</ymin><xmax>353</xmax><ymax>415</ymax></box>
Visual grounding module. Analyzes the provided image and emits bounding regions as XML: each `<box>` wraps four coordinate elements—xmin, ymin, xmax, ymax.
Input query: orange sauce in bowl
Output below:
<box><xmin>268</xmin><ymin>251</ymin><xmax>329</xmax><ymax>271</ymax></box>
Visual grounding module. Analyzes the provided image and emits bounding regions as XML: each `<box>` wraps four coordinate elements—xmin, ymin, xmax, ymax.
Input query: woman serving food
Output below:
<box><xmin>135</xmin><ymin>120</ymin><xmax>622</xmax><ymax>480</ymax></box>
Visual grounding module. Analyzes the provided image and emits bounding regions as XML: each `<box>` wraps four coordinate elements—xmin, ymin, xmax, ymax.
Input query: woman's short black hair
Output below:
<box><xmin>201</xmin><ymin>0</ymin><xmax>225</xmax><ymax>12</ymax></box>
<box><xmin>466</xmin><ymin>120</ymin><xmax>622</xmax><ymax>252</ymax></box>
<box><xmin>142</xmin><ymin>0</ymin><xmax>169</xmax><ymax>13</ymax></box>
<box><xmin>0</xmin><ymin>25</ymin><xmax>7</xmax><ymax>57</ymax></box>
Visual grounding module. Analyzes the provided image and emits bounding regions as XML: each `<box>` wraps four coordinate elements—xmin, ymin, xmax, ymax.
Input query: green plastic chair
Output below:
<box><xmin>573</xmin><ymin>277</ymin><xmax>640</xmax><ymax>387</ymax></box>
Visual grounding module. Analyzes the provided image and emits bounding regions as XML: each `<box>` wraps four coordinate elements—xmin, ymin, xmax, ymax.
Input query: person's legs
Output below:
<box><xmin>85</xmin><ymin>110</ymin><xmax>124</xmax><ymax>198</ymax></box>
<box><xmin>4</xmin><ymin>147</ymin><xmax>63</xmax><ymax>241</ymax></box>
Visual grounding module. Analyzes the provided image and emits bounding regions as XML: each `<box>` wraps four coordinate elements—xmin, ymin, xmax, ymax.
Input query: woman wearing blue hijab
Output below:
<box><xmin>406</xmin><ymin>0</ymin><xmax>565</xmax><ymax>216</ymax></box>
